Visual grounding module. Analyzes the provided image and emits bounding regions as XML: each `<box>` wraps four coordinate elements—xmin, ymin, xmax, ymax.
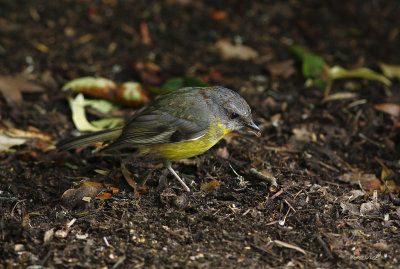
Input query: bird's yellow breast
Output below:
<box><xmin>142</xmin><ymin>122</ymin><xmax>232</xmax><ymax>160</ymax></box>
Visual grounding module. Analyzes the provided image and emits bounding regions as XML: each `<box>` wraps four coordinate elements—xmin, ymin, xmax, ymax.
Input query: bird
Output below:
<box><xmin>57</xmin><ymin>86</ymin><xmax>260</xmax><ymax>191</ymax></box>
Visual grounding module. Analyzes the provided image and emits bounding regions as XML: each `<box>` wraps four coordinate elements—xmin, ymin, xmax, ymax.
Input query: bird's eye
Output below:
<box><xmin>230</xmin><ymin>112</ymin><xmax>239</xmax><ymax>119</ymax></box>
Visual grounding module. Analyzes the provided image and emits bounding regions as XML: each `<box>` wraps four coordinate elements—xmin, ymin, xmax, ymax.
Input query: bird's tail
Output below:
<box><xmin>57</xmin><ymin>128</ymin><xmax>123</xmax><ymax>151</ymax></box>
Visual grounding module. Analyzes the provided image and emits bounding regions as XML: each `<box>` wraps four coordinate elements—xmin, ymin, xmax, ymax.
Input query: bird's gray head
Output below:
<box><xmin>203</xmin><ymin>86</ymin><xmax>261</xmax><ymax>136</ymax></box>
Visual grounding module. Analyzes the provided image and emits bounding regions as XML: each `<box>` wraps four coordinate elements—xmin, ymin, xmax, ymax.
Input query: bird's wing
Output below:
<box><xmin>107</xmin><ymin>102</ymin><xmax>209</xmax><ymax>149</ymax></box>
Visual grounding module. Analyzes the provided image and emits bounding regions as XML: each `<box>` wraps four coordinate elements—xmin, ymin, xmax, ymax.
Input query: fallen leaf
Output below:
<box><xmin>55</xmin><ymin>227</ymin><xmax>71</xmax><ymax>239</ymax></box>
<box><xmin>290</xmin><ymin>45</ymin><xmax>324</xmax><ymax>78</ymax></box>
<box><xmin>0</xmin><ymin>76</ymin><xmax>45</xmax><ymax>107</ymax></box>
<box><xmin>121</xmin><ymin>162</ymin><xmax>137</xmax><ymax>192</ymax></box>
<box><xmin>215</xmin><ymin>40</ymin><xmax>259</xmax><ymax>60</ymax></box>
<box><xmin>266</xmin><ymin>59</ymin><xmax>295</xmax><ymax>78</ymax></box>
<box><xmin>375</xmin><ymin>157</ymin><xmax>397</xmax><ymax>193</ymax></box>
<box><xmin>160</xmin><ymin>77</ymin><xmax>207</xmax><ymax>92</ymax></box>
<box><xmin>360</xmin><ymin>201</ymin><xmax>380</xmax><ymax>216</ymax></box>
<box><xmin>337</xmin><ymin>171</ymin><xmax>381</xmax><ymax>193</ymax></box>
<box><xmin>0</xmin><ymin>133</ymin><xmax>26</xmax><ymax>151</ymax></box>
<box><xmin>292</xmin><ymin>127</ymin><xmax>316</xmax><ymax>142</ymax></box>
<box><xmin>61</xmin><ymin>180</ymin><xmax>118</xmax><ymax>208</ymax></box>
<box><xmin>117</xmin><ymin>82</ymin><xmax>150</xmax><ymax>107</ymax></box>
<box><xmin>321</xmin><ymin>92</ymin><xmax>358</xmax><ymax>103</ymax></box>
<box><xmin>340</xmin><ymin>202</ymin><xmax>360</xmax><ymax>215</ymax></box>
<box><xmin>216</xmin><ymin>147</ymin><xmax>229</xmax><ymax>159</ymax></box>
<box><xmin>134</xmin><ymin>62</ymin><xmax>163</xmax><ymax>85</ymax></box>
<box><xmin>90</xmin><ymin>117</ymin><xmax>124</xmax><ymax>129</ymax></box>
<box><xmin>348</xmin><ymin>190</ymin><xmax>365</xmax><ymax>201</ymax></box>
<box><xmin>330</xmin><ymin>66</ymin><xmax>391</xmax><ymax>86</ymax></box>
<box><xmin>63</xmin><ymin>77</ymin><xmax>150</xmax><ymax>109</ymax></box>
<box><xmin>374</xmin><ymin>103</ymin><xmax>400</xmax><ymax>118</ymax></box>
<box><xmin>140</xmin><ymin>21</ymin><xmax>152</xmax><ymax>45</ymax></box>
<box><xmin>201</xmin><ymin>180</ymin><xmax>222</xmax><ymax>192</ymax></box>
<box><xmin>0</xmin><ymin>127</ymin><xmax>52</xmax><ymax>152</ymax></box>
<box><xmin>43</xmin><ymin>228</ymin><xmax>54</xmax><ymax>245</ymax></box>
<box><xmin>211</xmin><ymin>9</ymin><xmax>228</xmax><ymax>20</ymax></box>
<box><xmin>69</xmin><ymin>94</ymin><xmax>103</xmax><ymax>132</ymax></box>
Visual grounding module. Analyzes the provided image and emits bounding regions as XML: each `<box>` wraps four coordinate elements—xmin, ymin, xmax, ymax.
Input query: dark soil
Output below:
<box><xmin>1</xmin><ymin>0</ymin><xmax>400</xmax><ymax>268</ymax></box>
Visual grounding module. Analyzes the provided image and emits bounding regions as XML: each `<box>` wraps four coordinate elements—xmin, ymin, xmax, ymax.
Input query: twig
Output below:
<box><xmin>315</xmin><ymin>234</ymin><xmax>334</xmax><ymax>260</ymax></box>
<box><xmin>249</xmin><ymin>168</ymin><xmax>278</xmax><ymax>191</ymax></box>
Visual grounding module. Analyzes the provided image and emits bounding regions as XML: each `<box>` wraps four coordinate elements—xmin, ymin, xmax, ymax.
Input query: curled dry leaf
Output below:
<box><xmin>117</xmin><ymin>82</ymin><xmax>150</xmax><ymax>107</ymax></box>
<box><xmin>63</xmin><ymin>77</ymin><xmax>150</xmax><ymax>108</ymax></box>
<box><xmin>55</xmin><ymin>227</ymin><xmax>71</xmax><ymax>239</ymax></box>
<box><xmin>61</xmin><ymin>180</ymin><xmax>119</xmax><ymax>208</ymax></box>
<box><xmin>63</xmin><ymin>77</ymin><xmax>118</xmax><ymax>97</ymax></box>
<box><xmin>43</xmin><ymin>228</ymin><xmax>54</xmax><ymax>245</ymax></box>
<box><xmin>69</xmin><ymin>94</ymin><xmax>103</xmax><ymax>132</ymax></box>
<box><xmin>0</xmin><ymin>127</ymin><xmax>52</xmax><ymax>152</ymax></box>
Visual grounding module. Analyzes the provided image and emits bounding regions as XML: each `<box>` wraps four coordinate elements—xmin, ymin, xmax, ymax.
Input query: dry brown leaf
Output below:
<box><xmin>321</xmin><ymin>92</ymin><xmax>358</xmax><ymax>103</ymax></box>
<box><xmin>43</xmin><ymin>228</ymin><xmax>54</xmax><ymax>245</ymax></box>
<box><xmin>337</xmin><ymin>171</ymin><xmax>381</xmax><ymax>193</ymax></box>
<box><xmin>360</xmin><ymin>201</ymin><xmax>380</xmax><ymax>216</ymax></box>
<box><xmin>216</xmin><ymin>146</ymin><xmax>229</xmax><ymax>159</ymax></box>
<box><xmin>266</xmin><ymin>59</ymin><xmax>295</xmax><ymax>78</ymax></box>
<box><xmin>201</xmin><ymin>180</ymin><xmax>222</xmax><ymax>192</ymax></box>
<box><xmin>340</xmin><ymin>202</ymin><xmax>360</xmax><ymax>215</ymax></box>
<box><xmin>121</xmin><ymin>162</ymin><xmax>137</xmax><ymax>192</ymax></box>
<box><xmin>61</xmin><ymin>180</ymin><xmax>119</xmax><ymax>208</ymax></box>
<box><xmin>0</xmin><ymin>127</ymin><xmax>53</xmax><ymax>152</ymax></box>
<box><xmin>0</xmin><ymin>76</ymin><xmax>45</xmax><ymax>107</ymax></box>
<box><xmin>215</xmin><ymin>40</ymin><xmax>259</xmax><ymax>60</ymax></box>
<box><xmin>140</xmin><ymin>21</ymin><xmax>152</xmax><ymax>45</ymax></box>
<box><xmin>211</xmin><ymin>9</ymin><xmax>228</xmax><ymax>20</ymax></box>
<box><xmin>373</xmin><ymin>103</ymin><xmax>400</xmax><ymax>118</ymax></box>
<box><xmin>292</xmin><ymin>127</ymin><xmax>316</xmax><ymax>142</ymax></box>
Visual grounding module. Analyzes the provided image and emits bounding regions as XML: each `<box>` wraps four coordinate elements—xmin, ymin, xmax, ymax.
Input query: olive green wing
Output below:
<box><xmin>107</xmin><ymin>106</ymin><xmax>209</xmax><ymax>149</ymax></box>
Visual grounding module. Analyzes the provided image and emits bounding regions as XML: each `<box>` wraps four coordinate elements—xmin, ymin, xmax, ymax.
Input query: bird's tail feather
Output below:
<box><xmin>57</xmin><ymin>128</ymin><xmax>122</xmax><ymax>151</ymax></box>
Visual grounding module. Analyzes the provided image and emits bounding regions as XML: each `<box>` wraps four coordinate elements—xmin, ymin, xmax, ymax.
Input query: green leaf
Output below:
<box><xmin>69</xmin><ymin>94</ymin><xmax>103</xmax><ymax>132</ymax></box>
<box><xmin>83</xmin><ymin>99</ymin><xmax>119</xmax><ymax>114</ymax></box>
<box><xmin>162</xmin><ymin>77</ymin><xmax>208</xmax><ymax>91</ymax></box>
<box><xmin>148</xmin><ymin>77</ymin><xmax>207</xmax><ymax>95</ymax></box>
<box><xmin>290</xmin><ymin>45</ymin><xmax>325</xmax><ymax>78</ymax></box>
<box><xmin>162</xmin><ymin>77</ymin><xmax>185</xmax><ymax>91</ymax></box>
<box><xmin>91</xmin><ymin>117</ymin><xmax>124</xmax><ymax>129</ymax></box>
<box><xmin>64</xmin><ymin>162</ymin><xmax>79</xmax><ymax>170</ymax></box>
<box><xmin>181</xmin><ymin>77</ymin><xmax>208</xmax><ymax>87</ymax></box>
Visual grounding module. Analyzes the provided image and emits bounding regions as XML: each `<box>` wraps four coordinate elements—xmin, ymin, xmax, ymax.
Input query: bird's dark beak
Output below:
<box><xmin>246</xmin><ymin>121</ymin><xmax>261</xmax><ymax>137</ymax></box>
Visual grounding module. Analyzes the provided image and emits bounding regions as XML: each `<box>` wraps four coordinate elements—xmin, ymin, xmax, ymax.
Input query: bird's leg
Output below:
<box><xmin>163</xmin><ymin>160</ymin><xmax>191</xmax><ymax>192</ymax></box>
